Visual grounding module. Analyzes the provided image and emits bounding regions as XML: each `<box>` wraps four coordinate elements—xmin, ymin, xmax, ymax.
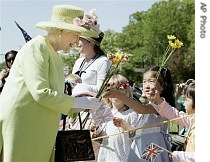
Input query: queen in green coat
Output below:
<box><xmin>0</xmin><ymin>4</ymin><xmax>101</xmax><ymax>162</ymax></box>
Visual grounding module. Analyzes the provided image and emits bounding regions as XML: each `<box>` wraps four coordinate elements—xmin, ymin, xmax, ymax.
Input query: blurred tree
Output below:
<box><xmin>101</xmin><ymin>29</ymin><xmax>120</xmax><ymax>53</ymax></box>
<box><xmin>0</xmin><ymin>62</ymin><xmax>6</xmax><ymax>70</ymax></box>
<box><xmin>62</xmin><ymin>0</ymin><xmax>195</xmax><ymax>85</ymax></box>
<box><xmin>100</xmin><ymin>0</ymin><xmax>194</xmax><ymax>85</ymax></box>
<box><xmin>60</xmin><ymin>46</ymin><xmax>80</xmax><ymax>74</ymax></box>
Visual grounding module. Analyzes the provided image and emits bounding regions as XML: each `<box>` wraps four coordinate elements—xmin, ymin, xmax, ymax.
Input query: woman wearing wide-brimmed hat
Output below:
<box><xmin>72</xmin><ymin>9</ymin><xmax>110</xmax><ymax>93</ymax></box>
<box><xmin>0</xmin><ymin>4</ymin><xmax>102</xmax><ymax>162</ymax></box>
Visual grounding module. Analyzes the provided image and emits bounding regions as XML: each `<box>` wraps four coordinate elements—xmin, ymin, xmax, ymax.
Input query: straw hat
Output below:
<box><xmin>72</xmin><ymin>83</ymin><xmax>97</xmax><ymax>97</ymax></box>
<box><xmin>81</xmin><ymin>32</ymin><xmax>104</xmax><ymax>46</ymax></box>
<box><xmin>79</xmin><ymin>9</ymin><xmax>104</xmax><ymax>46</ymax></box>
<box><xmin>36</xmin><ymin>5</ymin><xmax>98</xmax><ymax>38</ymax></box>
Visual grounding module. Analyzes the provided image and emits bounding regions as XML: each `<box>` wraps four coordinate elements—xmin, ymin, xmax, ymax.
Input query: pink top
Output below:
<box><xmin>152</xmin><ymin>100</ymin><xmax>195</xmax><ymax>162</ymax></box>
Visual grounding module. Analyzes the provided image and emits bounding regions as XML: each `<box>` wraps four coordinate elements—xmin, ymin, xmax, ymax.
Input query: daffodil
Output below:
<box><xmin>96</xmin><ymin>50</ymin><xmax>129</xmax><ymax>98</ymax></box>
<box><xmin>112</xmin><ymin>53</ymin><xmax>123</xmax><ymax>64</ymax></box>
<box><xmin>81</xmin><ymin>50</ymin><xmax>129</xmax><ymax>129</ymax></box>
<box><xmin>167</xmin><ymin>35</ymin><xmax>176</xmax><ymax>40</ymax></box>
<box><xmin>155</xmin><ymin>35</ymin><xmax>183</xmax><ymax>82</ymax></box>
<box><xmin>174</xmin><ymin>39</ymin><xmax>184</xmax><ymax>49</ymax></box>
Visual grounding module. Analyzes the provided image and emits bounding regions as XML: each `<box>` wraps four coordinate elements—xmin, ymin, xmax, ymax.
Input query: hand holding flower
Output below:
<box><xmin>102</xmin><ymin>89</ymin><xmax>120</xmax><ymax>98</ymax></box>
<box><xmin>155</xmin><ymin>35</ymin><xmax>183</xmax><ymax>83</ymax></box>
<box><xmin>148</xmin><ymin>86</ymin><xmax>164</xmax><ymax>105</ymax></box>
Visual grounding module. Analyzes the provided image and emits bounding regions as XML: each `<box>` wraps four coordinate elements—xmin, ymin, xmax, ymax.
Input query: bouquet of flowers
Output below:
<box><xmin>155</xmin><ymin>35</ymin><xmax>184</xmax><ymax>82</ymax></box>
<box><xmin>96</xmin><ymin>50</ymin><xmax>129</xmax><ymax>98</ymax></box>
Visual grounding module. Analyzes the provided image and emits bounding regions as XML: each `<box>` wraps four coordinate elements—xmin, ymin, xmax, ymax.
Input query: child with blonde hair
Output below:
<box><xmin>92</xmin><ymin>74</ymin><xmax>138</xmax><ymax>162</ymax></box>
<box><xmin>103</xmin><ymin>66</ymin><xmax>174</xmax><ymax>162</ymax></box>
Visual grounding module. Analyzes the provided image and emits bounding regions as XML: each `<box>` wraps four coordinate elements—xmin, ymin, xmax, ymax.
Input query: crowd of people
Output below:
<box><xmin>0</xmin><ymin>3</ymin><xmax>195</xmax><ymax>162</ymax></box>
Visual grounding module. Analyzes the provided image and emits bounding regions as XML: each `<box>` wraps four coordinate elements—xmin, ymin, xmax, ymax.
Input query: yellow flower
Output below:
<box><xmin>169</xmin><ymin>39</ymin><xmax>183</xmax><ymax>49</ymax></box>
<box><xmin>155</xmin><ymin>35</ymin><xmax>184</xmax><ymax>83</ymax></box>
<box><xmin>96</xmin><ymin>50</ymin><xmax>129</xmax><ymax>98</ymax></box>
<box><xmin>169</xmin><ymin>42</ymin><xmax>178</xmax><ymax>49</ymax></box>
<box><xmin>167</xmin><ymin>35</ymin><xmax>176</xmax><ymax>40</ymax></box>
<box><xmin>175</xmin><ymin>39</ymin><xmax>184</xmax><ymax>48</ymax></box>
<box><xmin>112</xmin><ymin>53</ymin><xmax>123</xmax><ymax>64</ymax></box>
<box><xmin>82</xmin><ymin>51</ymin><xmax>130</xmax><ymax>128</ymax></box>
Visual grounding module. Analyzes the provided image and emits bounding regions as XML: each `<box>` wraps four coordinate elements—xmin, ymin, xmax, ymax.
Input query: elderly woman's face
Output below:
<box><xmin>60</xmin><ymin>31</ymin><xmax>80</xmax><ymax>52</ymax></box>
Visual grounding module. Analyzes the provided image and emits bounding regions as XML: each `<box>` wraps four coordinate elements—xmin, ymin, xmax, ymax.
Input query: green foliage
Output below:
<box><xmin>58</xmin><ymin>0</ymin><xmax>195</xmax><ymax>85</ymax></box>
<box><xmin>0</xmin><ymin>62</ymin><xmax>6</xmax><ymax>70</ymax></box>
<box><xmin>101</xmin><ymin>30</ymin><xmax>121</xmax><ymax>53</ymax></box>
<box><xmin>60</xmin><ymin>47</ymin><xmax>80</xmax><ymax>73</ymax></box>
<box><xmin>101</xmin><ymin>0</ymin><xmax>195</xmax><ymax>85</ymax></box>
<box><xmin>61</xmin><ymin>54</ymin><xmax>78</xmax><ymax>74</ymax></box>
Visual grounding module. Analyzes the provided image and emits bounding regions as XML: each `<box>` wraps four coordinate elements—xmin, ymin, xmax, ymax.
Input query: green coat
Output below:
<box><xmin>0</xmin><ymin>36</ymin><xmax>75</xmax><ymax>162</ymax></box>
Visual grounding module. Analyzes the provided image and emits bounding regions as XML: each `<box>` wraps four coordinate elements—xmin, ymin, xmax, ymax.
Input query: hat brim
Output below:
<box><xmin>36</xmin><ymin>21</ymin><xmax>99</xmax><ymax>38</ymax></box>
<box><xmin>80</xmin><ymin>36</ymin><xmax>100</xmax><ymax>46</ymax></box>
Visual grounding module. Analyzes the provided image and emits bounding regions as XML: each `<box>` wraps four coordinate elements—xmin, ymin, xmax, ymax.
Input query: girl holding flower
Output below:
<box><xmin>92</xmin><ymin>74</ymin><xmax>138</xmax><ymax>162</ymax></box>
<box><xmin>103</xmin><ymin>66</ymin><xmax>175</xmax><ymax>162</ymax></box>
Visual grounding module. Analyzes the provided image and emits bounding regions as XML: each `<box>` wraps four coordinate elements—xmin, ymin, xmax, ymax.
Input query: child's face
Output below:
<box><xmin>143</xmin><ymin>71</ymin><xmax>163</xmax><ymax>99</ymax></box>
<box><xmin>184</xmin><ymin>97</ymin><xmax>194</xmax><ymax>114</ymax></box>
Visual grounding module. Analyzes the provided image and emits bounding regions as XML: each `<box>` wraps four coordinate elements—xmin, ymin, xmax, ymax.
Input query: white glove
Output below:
<box><xmin>72</xmin><ymin>97</ymin><xmax>103</xmax><ymax>111</ymax></box>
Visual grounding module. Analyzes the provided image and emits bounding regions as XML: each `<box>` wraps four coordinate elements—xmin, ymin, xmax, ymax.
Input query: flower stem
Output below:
<box><xmin>162</xmin><ymin>49</ymin><xmax>175</xmax><ymax>66</ymax></box>
<box><xmin>96</xmin><ymin>62</ymin><xmax>120</xmax><ymax>98</ymax></box>
<box><xmin>155</xmin><ymin>45</ymin><xmax>171</xmax><ymax>84</ymax></box>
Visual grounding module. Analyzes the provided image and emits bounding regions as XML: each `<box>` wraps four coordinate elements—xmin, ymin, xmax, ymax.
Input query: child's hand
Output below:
<box><xmin>145</xmin><ymin>85</ymin><xmax>157</xmax><ymax>100</ymax></box>
<box><xmin>113</xmin><ymin>117</ymin><xmax>123</xmax><ymax>127</ymax></box>
<box><xmin>113</xmin><ymin>117</ymin><xmax>134</xmax><ymax>130</ymax></box>
<box><xmin>145</xmin><ymin>84</ymin><xmax>162</xmax><ymax>104</ymax></box>
<box><xmin>150</xmin><ymin>86</ymin><xmax>164</xmax><ymax>105</ymax></box>
<box><xmin>102</xmin><ymin>89</ymin><xmax>120</xmax><ymax>98</ymax></box>
<box><xmin>89</xmin><ymin>121</ymin><xmax>100</xmax><ymax>138</ymax></box>
<box><xmin>175</xmin><ymin>83</ymin><xmax>185</xmax><ymax>97</ymax></box>
<box><xmin>89</xmin><ymin>122</ymin><xmax>99</xmax><ymax>131</ymax></box>
<box><xmin>0</xmin><ymin>68</ymin><xmax>10</xmax><ymax>80</ymax></box>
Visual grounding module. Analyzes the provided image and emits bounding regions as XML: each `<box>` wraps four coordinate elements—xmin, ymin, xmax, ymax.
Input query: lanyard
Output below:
<box><xmin>75</xmin><ymin>54</ymin><xmax>101</xmax><ymax>77</ymax></box>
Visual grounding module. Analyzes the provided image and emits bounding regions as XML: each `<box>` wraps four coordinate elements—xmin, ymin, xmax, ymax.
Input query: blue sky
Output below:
<box><xmin>0</xmin><ymin>0</ymin><xmax>159</xmax><ymax>58</ymax></box>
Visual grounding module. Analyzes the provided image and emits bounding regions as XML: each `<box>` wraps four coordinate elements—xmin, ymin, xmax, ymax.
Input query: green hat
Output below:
<box><xmin>36</xmin><ymin>4</ymin><xmax>98</xmax><ymax>38</ymax></box>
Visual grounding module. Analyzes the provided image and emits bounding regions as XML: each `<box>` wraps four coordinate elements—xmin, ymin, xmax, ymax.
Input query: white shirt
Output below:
<box><xmin>72</xmin><ymin>55</ymin><xmax>110</xmax><ymax>92</ymax></box>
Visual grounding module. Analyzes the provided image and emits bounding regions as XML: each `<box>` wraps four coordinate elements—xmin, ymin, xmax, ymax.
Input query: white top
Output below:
<box><xmin>97</xmin><ymin>108</ymin><xmax>138</xmax><ymax>162</ymax></box>
<box><xmin>72</xmin><ymin>55</ymin><xmax>110</xmax><ymax>92</ymax></box>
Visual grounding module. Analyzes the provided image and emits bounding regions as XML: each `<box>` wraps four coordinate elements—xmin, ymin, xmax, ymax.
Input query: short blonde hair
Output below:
<box><xmin>103</xmin><ymin>74</ymin><xmax>133</xmax><ymax>108</ymax></box>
